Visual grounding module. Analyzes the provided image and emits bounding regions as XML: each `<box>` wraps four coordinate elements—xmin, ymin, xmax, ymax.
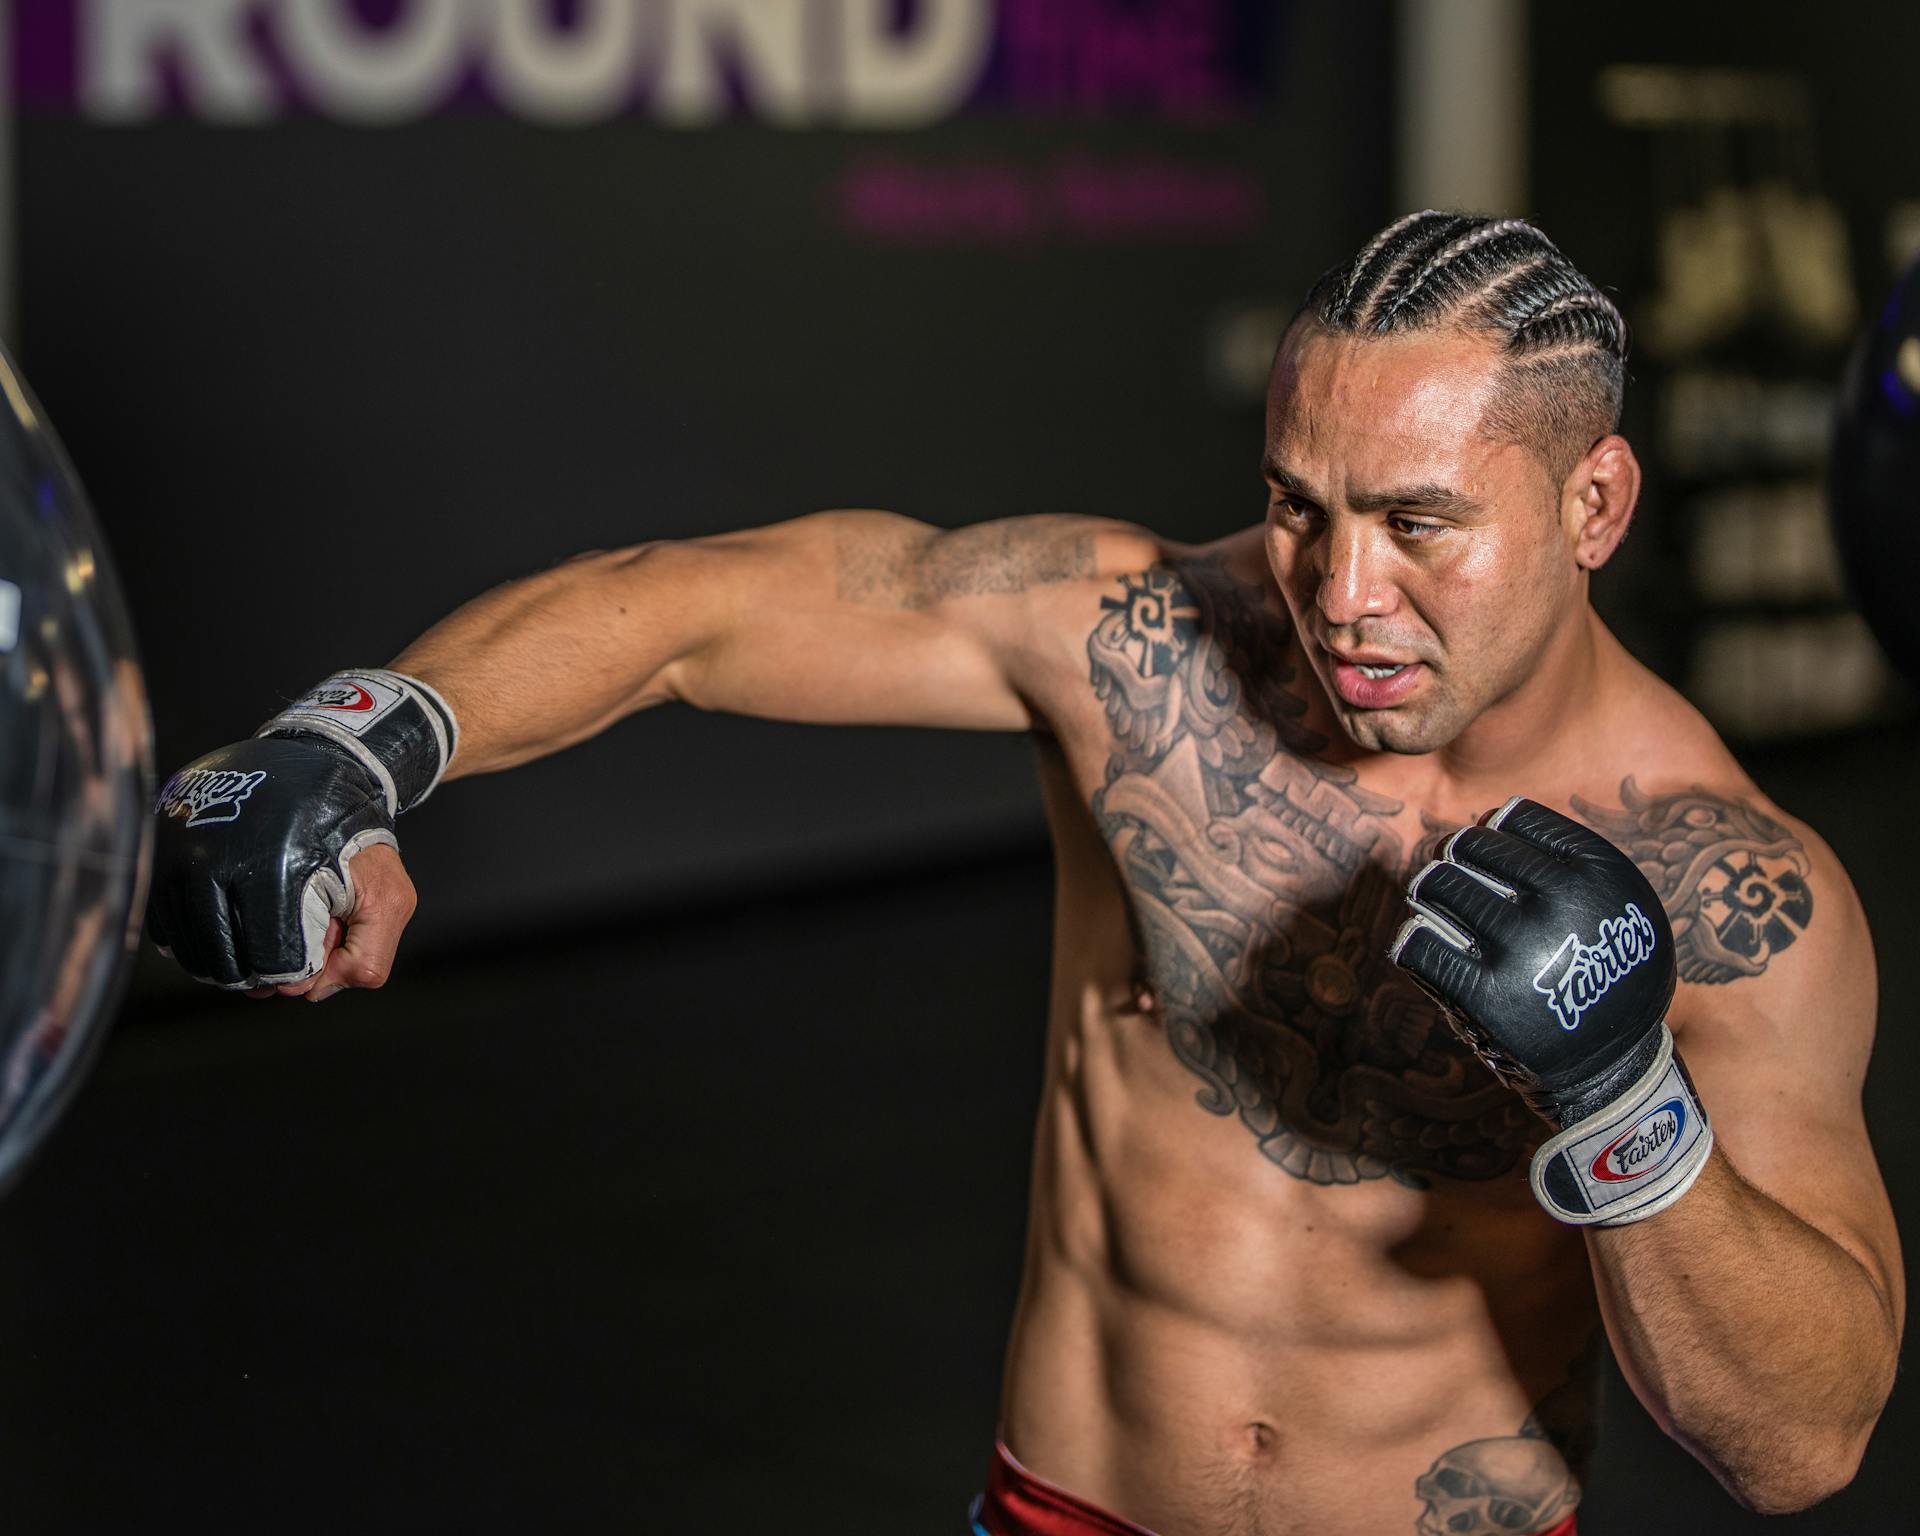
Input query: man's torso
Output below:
<box><xmin>993</xmin><ymin>529</ymin><xmax>1815</xmax><ymax>1535</ymax></box>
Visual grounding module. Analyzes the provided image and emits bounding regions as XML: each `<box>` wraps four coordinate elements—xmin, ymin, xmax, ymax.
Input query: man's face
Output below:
<box><xmin>1262</xmin><ymin>326</ymin><xmax>1581</xmax><ymax>755</ymax></box>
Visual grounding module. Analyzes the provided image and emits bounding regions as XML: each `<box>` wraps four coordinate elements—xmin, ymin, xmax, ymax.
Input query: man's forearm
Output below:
<box><xmin>1589</xmin><ymin>1149</ymin><xmax>1899</xmax><ymax>1512</ymax></box>
<box><xmin>389</xmin><ymin>541</ymin><xmax>710</xmax><ymax>779</ymax></box>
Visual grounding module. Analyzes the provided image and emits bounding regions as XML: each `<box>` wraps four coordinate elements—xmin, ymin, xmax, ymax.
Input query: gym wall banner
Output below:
<box><xmin>35</xmin><ymin>1</ymin><xmax>1265</xmax><ymax>124</ymax></box>
<box><xmin>11</xmin><ymin>0</ymin><xmax>1391</xmax><ymax>948</ymax></box>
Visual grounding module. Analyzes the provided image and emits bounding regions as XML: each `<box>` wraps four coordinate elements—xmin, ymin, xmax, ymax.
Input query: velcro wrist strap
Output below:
<box><xmin>256</xmin><ymin>669</ymin><xmax>458</xmax><ymax>818</ymax></box>
<box><xmin>1529</xmin><ymin>1025</ymin><xmax>1712</xmax><ymax>1227</ymax></box>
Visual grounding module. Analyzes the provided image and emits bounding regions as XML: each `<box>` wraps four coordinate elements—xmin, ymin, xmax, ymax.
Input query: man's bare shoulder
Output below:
<box><xmin>1567</xmin><ymin>663</ymin><xmax>1866</xmax><ymax>1009</ymax></box>
<box><xmin>1024</xmin><ymin>521</ymin><xmax>1284</xmax><ymax>644</ymax></box>
<box><xmin>1015</xmin><ymin>521</ymin><xmax>1276</xmax><ymax>622</ymax></box>
<box><xmin>972</xmin><ymin>515</ymin><xmax>1257</xmax><ymax>645</ymax></box>
<box><xmin>983</xmin><ymin>518</ymin><xmax>1265</xmax><ymax>596</ymax></box>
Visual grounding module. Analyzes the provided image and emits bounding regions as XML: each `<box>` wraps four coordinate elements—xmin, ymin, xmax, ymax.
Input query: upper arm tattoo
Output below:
<box><xmin>1571</xmin><ymin>778</ymin><xmax>1814</xmax><ymax>984</ymax></box>
<box><xmin>835</xmin><ymin>519</ymin><xmax>1095</xmax><ymax>608</ymax></box>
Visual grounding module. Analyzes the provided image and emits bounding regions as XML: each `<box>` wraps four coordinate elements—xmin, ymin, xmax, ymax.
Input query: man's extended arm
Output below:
<box><xmin>150</xmin><ymin>509</ymin><xmax>1158</xmax><ymax>999</ymax></box>
<box><xmin>393</xmin><ymin>510</ymin><xmax>1140</xmax><ymax>776</ymax></box>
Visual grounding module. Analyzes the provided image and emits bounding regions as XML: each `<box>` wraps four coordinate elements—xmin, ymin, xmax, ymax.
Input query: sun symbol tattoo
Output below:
<box><xmin>1099</xmin><ymin>570</ymin><xmax>1201</xmax><ymax>679</ymax></box>
<box><xmin>1696</xmin><ymin>848</ymin><xmax>1814</xmax><ymax>967</ymax></box>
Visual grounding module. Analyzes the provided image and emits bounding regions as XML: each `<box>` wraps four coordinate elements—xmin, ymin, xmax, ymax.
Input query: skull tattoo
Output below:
<box><xmin>1413</xmin><ymin>1431</ymin><xmax>1576</xmax><ymax>1535</ymax></box>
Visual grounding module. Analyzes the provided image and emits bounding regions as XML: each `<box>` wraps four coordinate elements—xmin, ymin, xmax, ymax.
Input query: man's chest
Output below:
<box><xmin>1042</xmin><ymin>561</ymin><xmax>1536</xmax><ymax>1189</ymax></box>
<box><xmin>1079</xmin><ymin>745</ymin><xmax>1534</xmax><ymax>1187</ymax></box>
<box><xmin>1039</xmin><ymin>555</ymin><xmax>1817</xmax><ymax>1189</ymax></box>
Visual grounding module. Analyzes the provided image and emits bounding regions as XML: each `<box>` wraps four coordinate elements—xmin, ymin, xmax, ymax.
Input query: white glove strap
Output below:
<box><xmin>1529</xmin><ymin>1025</ymin><xmax>1713</xmax><ymax>1226</ymax></box>
<box><xmin>256</xmin><ymin>668</ymin><xmax>458</xmax><ymax>817</ymax></box>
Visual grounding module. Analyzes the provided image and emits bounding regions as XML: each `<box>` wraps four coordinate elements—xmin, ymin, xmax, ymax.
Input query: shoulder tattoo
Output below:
<box><xmin>1571</xmin><ymin>777</ymin><xmax>1814</xmax><ymax>984</ymax></box>
<box><xmin>835</xmin><ymin>518</ymin><xmax>1094</xmax><ymax>609</ymax></box>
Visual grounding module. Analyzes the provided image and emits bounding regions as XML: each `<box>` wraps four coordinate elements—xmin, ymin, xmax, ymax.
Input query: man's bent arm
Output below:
<box><xmin>390</xmin><ymin>510</ymin><xmax>1156</xmax><ymax>778</ymax></box>
<box><xmin>1395</xmin><ymin>797</ymin><xmax>1903</xmax><ymax>1513</ymax></box>
<box><xmin>1586</xmin><ymin>841</ymin><xmax>1902</xmax><ymax>1513</ymax></box>
<box><xmin>1588</xmin><ymin>1142</ymin><xmax>1900</xmax><ymax>1512</ymax></box>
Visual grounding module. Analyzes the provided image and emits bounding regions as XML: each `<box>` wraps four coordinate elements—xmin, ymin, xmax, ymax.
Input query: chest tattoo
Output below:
<box><xmin>1083</xmin><ymin>560</ymin><xmax>1816</xmax><ymax>1189</ymax></box>
<box><xmin>1086</xmin><ymin>560</ymin><xmax>1530</xmax><ymax>1188</ymax></box>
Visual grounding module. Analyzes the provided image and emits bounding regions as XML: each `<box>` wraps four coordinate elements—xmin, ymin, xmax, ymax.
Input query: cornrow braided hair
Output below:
<box><xmin>1331</xmin><ymin>207</ymin><xmax>1437</xmax><ymax>319</ymax></box>
<box><xmin>1384</xmin><ymin>217</ymin><xmax>1537</xmax><ymax>322</ymax></box>
<box><xmin>1301</xmin><ymin>210</ymin><xmax>1629</xmax><ymax>477</ymax></box>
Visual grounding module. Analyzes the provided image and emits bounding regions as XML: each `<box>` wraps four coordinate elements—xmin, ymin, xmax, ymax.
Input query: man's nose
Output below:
<box><xmin>1317</xmin><ymin>520</ymin><xmax>1396</xmax><ymax>627</ymax></box>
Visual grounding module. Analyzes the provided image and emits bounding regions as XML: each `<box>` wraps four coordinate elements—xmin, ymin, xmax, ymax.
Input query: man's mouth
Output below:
<box><xmin>1326</xmin><ymin>650</ymin><xmax>1426</xmax><ymax>709</ymax></box>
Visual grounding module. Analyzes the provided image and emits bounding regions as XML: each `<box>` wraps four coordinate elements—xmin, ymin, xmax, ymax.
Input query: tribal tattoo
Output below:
<box><xmin>1571</xmin><ymin>780</ymin><xmax>1814</xmax><ymax>984</ymax></box>
<box><xmin>1087</xmin><ymin>558</ymin><xmax>1532</xmax><ymax>1188</ymax></box>
<box><xmin>1085</xmin><ymin>560</ymin><xmax>1813</xmax><ymax>1188</ymax></box>
<box><xmin>835</xmin><ymin>517</ymin><xmax>1095</xmax><ymax>608</ymax></box>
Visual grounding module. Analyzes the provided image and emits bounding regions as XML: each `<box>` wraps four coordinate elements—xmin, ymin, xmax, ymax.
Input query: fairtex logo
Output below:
<box><xmin>158</xmin><ymin>768</ymin><xmax>267</xmax><ymax>828</ymax></box>
<box><xmin>1591</xmin><ymin>1098</ymin><xmax>1686</xmax><ymax>1183</ymax></box>
<box><xmin>1531</xmin><ymin>902</ymin><xmax>1659</xmax><ymax>1033</ymax></box>
<box><xmin>303</xmin><ymin>683</ymin><xmax>375</xmax><ymax>712</ymax></box>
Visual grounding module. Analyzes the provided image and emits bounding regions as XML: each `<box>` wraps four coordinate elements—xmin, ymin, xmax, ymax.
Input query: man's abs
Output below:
<box><xmin>996</xmin><ymin>929</ymin><xmax>1597</xmax><ymax>1535</ymax></box>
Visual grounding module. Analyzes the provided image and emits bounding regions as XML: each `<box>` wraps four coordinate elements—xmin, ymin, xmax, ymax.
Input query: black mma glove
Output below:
<box><xmin>149</xmin><ymin>669</ymin><xmax>457</xmax><ymax>989</ymax></box>
<box><xmin>1390</xmin><ymin>796</ymin><xmax>1712</xmax><ymax>1227</ymax></box>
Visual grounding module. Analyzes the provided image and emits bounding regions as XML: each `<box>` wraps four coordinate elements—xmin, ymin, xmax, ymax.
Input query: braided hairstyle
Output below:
<box><xmin>1300</xmin><ymin>211</ymin><xmax>1628</xmax><ymax>481</ymax></box>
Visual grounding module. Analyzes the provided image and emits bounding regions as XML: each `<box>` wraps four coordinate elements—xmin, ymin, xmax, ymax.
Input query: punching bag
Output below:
<box><xmin>1831</xmin><ymin>257</ymin><xmax>1920</xmax><ymax>690</ymax></box>
<box><xmin>0</xmin><ymin>347</ymin><xmax>151</xmax><ymax>1192</ymax></box>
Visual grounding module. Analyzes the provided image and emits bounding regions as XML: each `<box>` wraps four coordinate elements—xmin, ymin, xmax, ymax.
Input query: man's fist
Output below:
<box><xmin>1391</xmin><ymin>797</ymin><xmax>1713</xmax><ymax>1227</ymax></box>
<box><xmin>147</xmin><ymin>669</ymin><xmax>453</xmax><ymax>996</ymax></box>
<box><xmin>260</xmin><ymin>842</ymin><xmax>416</xmax><ymax>1004</ymax></box>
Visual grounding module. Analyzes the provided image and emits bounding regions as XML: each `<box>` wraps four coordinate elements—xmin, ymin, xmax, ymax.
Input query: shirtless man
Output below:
<box><xmin>149</xmin><ymin>213</ymin><xmax>1902</xmax><ymax>1534</ymax></box>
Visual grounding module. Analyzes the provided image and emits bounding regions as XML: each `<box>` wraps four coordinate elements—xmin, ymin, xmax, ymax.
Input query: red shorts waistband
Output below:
<box><xmin>971</xmin><ymin>1440</ymin><xmax>1579</xmax><ymax>1536</ymax></box>
<box><xmin>971</xmin><ymin>1441</ymin><xmax>1158</xmax><ymax>1536</ymax></box>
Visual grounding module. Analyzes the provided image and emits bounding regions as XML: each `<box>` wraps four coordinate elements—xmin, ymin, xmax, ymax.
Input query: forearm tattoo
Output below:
<box><xmin>1570</xmin><ymin>780</ymin><xmax>1814</xmax><ymax>982</ymax></box>
<box><xmin>1411</xmin><ymin>1334</ymin><xmax>1599</xmax><ymax>1534</ymax></box>
<box><xmin>834</xmin><ymin>518</ymin><xmax>1095</xmax><ymax>608</ymax></box>
<box><xmin>1084</xmin><ymin>560</ymin><xmax>1814</xmax><ymax>1188</ymax></box>
<box><xmin>1086</xmin><ymin>559</ymin><xmax>1532</xmax><ymax>1188</ymax></box>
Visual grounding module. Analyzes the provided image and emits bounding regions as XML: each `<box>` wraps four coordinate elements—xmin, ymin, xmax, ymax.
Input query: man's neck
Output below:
<box><xmin>1351</xmin><ymin>608</ymin><xmax>1624</xmax><ymax>822</ymax></box>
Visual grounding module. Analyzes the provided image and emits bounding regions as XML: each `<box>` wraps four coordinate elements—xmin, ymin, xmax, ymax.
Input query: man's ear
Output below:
<box><xmin>1562</xmin><ymin>435</ymin><xmax>1641</xmax><ymax>569</ymax></box>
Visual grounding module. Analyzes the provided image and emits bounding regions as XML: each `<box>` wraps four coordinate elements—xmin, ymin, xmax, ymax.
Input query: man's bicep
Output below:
<box><xmin>664</xmin><ymin>510</ymin><xmax>1159</xmax><ymax>731</ymax></box>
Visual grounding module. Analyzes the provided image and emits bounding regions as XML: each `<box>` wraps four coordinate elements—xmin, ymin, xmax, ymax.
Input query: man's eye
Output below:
<box><xmin>1272</xmin><ymin>496</ymin><xmax>1320</xmax><ymax>522</ymax></box>
<box><xmin>1391</xmin><ymin>517</ymin><xmax>1444</xmax><ymax>539</ymax></box>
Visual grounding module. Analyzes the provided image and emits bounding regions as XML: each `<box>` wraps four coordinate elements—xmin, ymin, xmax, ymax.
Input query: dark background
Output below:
<box><xmin>2</xmin><ymin>2</ymin><xmax>1915</xmax><ymax>1530</ymax></box>
<box><xmin>16</xmin><ymin>0</ymin><xmax>1390</xmax><ymax>941</ymax></box>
